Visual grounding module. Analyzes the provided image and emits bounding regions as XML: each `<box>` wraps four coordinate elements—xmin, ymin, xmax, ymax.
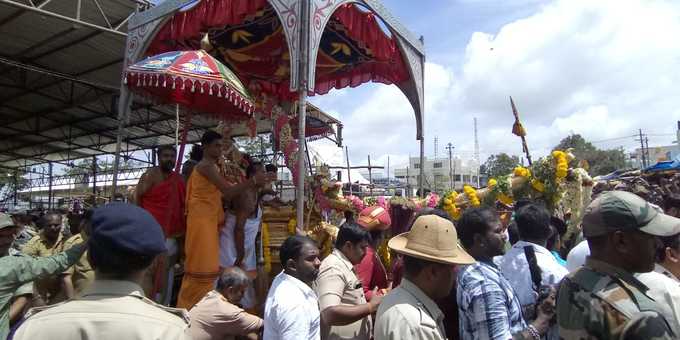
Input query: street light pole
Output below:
<box><xmin>446</xmin><ymin>143</ymin><xmax>454</xmax><ymax>190</ymax></box>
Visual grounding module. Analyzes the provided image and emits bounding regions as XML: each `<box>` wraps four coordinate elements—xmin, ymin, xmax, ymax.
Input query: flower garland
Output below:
<box><xmin>287</xmin><ymin>218</ymin><xmax>297</xmax><ymax>235</ymax></box>
<box><xmin>552</xmin><ymin>150</ymin><xmax>569</xmax><ymax>181</ymax></box>
<box><xmin>377</xmin><ymin>237</ymin><xmax>391</xmax><ymax>269</ymax></box>
<box><xmin>531</xmin><ymin>179</ymin><xmax>545</xmax><ymax>192</ymax></box>
<box><xmin>347</xmin><ymin>195</ymin><xmax>365</xmax><ymax>212</ymax></box>
<box><xmin>514</xmin><ymin>166</ymin><xmax>531</xmax><ymax>178</ymax></box>
<box><xmin>261</xmin><ymin>222</ymin><xmax>272</xmax><ymax>273</ymax></box>
<box><xmin>427</xmin><ymin>193</ymin><xmax>440</xmax><ymax>208</ymax></box>
<box><xmin>441</xmin><ymin>191</ymin><xmax>461</xmax><ymax>220</ymax></box>
<box><xmin>463</xmin><ymin>185</ymin><xmax>481</xmax><ymax>207</ymax></box>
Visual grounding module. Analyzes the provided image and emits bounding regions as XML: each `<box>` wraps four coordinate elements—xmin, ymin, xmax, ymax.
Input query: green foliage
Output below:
<box><xmin>481</xmin><ymin>153</ymin><xmax>520</xmax><ymax>179</ymax></box>
<box><xmin>234</xmin><ymin>135</ymin><xmax>273</xmax><ymax>158</ymax></box>
<box><xmin>554</xmin><ymin>134</ymin><xmax>626</xmax><ymax>176</ymax></box>
<box><xmin>65</xmin><ymin>158</ymin><xmax>140</xmax><ymax>176</ymax></box>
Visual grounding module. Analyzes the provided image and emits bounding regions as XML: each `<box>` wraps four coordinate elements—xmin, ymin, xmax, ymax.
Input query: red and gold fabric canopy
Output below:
<box><xmin>146</xmin><ymin>0</ymin><xmax>409</xmax><ymax>101</ymax></box>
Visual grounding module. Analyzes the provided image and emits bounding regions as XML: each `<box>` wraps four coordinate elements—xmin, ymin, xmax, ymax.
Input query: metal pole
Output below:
<box><xmin>12</xmin><ymin>171</ymin><xmax>18</xmax><ymax>207</ymax></box>
<box><xmin>345</xmin><ymin>146</ymin><xmax>352</xmax><ymax>196</ymax></box>
<box><xmin>419</xmin><ymin>138</ymin><xmax>425</xmax><ymax>198</ymax></box>
<box><xmin>447</xmin><ymin>143</ymin><xmax>453</xmax><ymax>190</ymax></box>
<box><xmin>295</xmin><ymin>0</ymin><xmax>309</xmax><ymax>232</ymax></box>
<box><xmin>387</xmin><ymin>156</ymin><xmax>390</xmax><ymax>189</ymax></box>
<box><xmin>48</xmin><ymin>162</ymin><xmax>53</xmax><ymax>210</ymax></box>
<box><xmin>92</xmin><ymin>156</ymin><xmax>97</xmax><ymax>196</ymax></box>
<box><xmin>406</xmin><ymin>166</ymin><xmax>410</xmax><ymax>197</ymax></box>
<box><xmin>368</xmin><ymin>155</ymin><xmax>373</xmax><ymax>197</ymax></box>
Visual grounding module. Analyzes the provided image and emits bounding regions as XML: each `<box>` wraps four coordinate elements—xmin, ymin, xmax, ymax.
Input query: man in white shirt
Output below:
<box><xmin>497</xmin><ymin>203</ymin><xmax>567</xmax><ymax>340</ymax></box>
<box><xmin>655</xmin><ymin>232</ymin><xmax>680</xmax><ymax>282</ymax></box>
<box><xmin>565</xmin><ymin>239</ymin><xmax>589</xmax><ymax>272</ymax></box>
<box><xmin>263</xmin><ymin>235</ymin><xmax>321</xmax><ymax>340</ymax></box>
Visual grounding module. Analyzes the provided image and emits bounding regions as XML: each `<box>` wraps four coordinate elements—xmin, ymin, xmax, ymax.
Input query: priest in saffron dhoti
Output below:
<box><xmin>177</xmin><ymin>130</ymin><xmax>259</xmax><ymax>309</ymax></box>
<box><xmin>135</xmin><ymin>145</ymin><xmax>186</xmax><ymax>304</ymax></box>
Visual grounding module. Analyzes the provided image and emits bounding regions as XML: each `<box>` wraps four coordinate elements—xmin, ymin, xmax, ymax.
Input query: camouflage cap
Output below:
<box><xmin>583</xmin><ymin>190</ymin><xmax>680</xmax><ymax>238</ymax></box>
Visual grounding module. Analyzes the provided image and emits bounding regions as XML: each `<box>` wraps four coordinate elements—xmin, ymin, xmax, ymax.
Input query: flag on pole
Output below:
<box><xmin>510</xmin><ymin>96</ymin><xmax>527</xmax><ymax>137</ymax></box>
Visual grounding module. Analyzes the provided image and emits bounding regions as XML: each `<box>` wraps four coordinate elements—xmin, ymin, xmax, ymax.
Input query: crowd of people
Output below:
<box><xmin>1</xmin><ymin>129</ymin><xmax>679</xmax><ymax>340</ymax></box>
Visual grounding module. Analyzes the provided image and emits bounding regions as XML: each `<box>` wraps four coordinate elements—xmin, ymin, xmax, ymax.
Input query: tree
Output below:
<box><xmin>481</xmin><ymin>153</ymin><xmax>520</xmax><ymax>179</ymax></box>
<box><xmin>554</xmin><ymin>134</ymin><xmax>626</xmax><ymax>176</ymax></box>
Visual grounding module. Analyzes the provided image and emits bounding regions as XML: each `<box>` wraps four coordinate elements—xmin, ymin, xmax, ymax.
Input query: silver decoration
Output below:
<box><xmin>270</xmin><ymin>0</ymin><xmax>303</xmax><ymax>91</ymax></box>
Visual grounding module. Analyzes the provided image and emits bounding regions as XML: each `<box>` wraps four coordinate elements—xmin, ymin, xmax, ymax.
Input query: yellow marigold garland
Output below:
<box><xmin>287</xmin><ymin>218</ymin><xmax>297</xmax><ymax>236</ymax></box>
<box><xmin>442</xmin><ymin>191</ymin><xmax>461</xmax><ymax>220</ymax></box>
<box><xmin>487</xmin><ymin>178</ymin><xmax>498</xmax><ymax>188</ymax></box>
<box><xmin>464</xmin><ymin>185</ymin><xmax>481</xmax><ymax>207</ymax></box>
<box><xmin>531</xmin><ymin>179</ymin><xmax>545</xmax><ymax>192</ymax></box>
<box><xmin>498</xmin><ymin>193</ymin><xmax>514</xmax><ymax>205</ymax></box>
<box><xmin>552</xmin><ymin>150</ymin><xmax>568</xmax><ymax>180</ymax></box>
<box><xmin>261</xmin><ymin>222</ymin><xmax>272</xmax><ymax>273</ymax></box>
<box><xmin>513</xmin><ymin>166</ymin><xmax>531</xmax><ymax>178</ymax></box>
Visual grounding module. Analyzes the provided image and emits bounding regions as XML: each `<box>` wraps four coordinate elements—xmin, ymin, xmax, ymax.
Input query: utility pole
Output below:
<box><xmin>637</xmin><ymin>129</ymin><xmax>647</xmax><ymax>168</ymax></box>
<box><xmin>645</xmin><ymin>137</ymin><xmax>650</xmax><ymax>166</ymax></box>
<box><xmin>345</xmin><ymin>146</ymin><xmax>352</xmax><ymax>196</ymax></box>
<box><xmin>434</xmin><ymin>136</ymin><xmax>438</xmax><ymax>194</ymax></box>
<box><xmin>367</xmin><ymin>154</ymin><xmax>373</xmax><ymax>197</ymax></box>
<box><xmin>474</xmin><ymin>117</ymin><xmax>480</xmax><ymax>187</ymax></box>
<box><xmin>446</xmin><ymin>143</ymin><xmax>454</xmax><ymax>190</ymax></box>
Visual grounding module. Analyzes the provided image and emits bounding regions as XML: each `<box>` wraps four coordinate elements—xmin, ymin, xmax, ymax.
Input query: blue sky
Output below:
<box><xmin>308</xmin><ymin>0</ymin><xmax>680</xmax><ymax>170</ymax></box>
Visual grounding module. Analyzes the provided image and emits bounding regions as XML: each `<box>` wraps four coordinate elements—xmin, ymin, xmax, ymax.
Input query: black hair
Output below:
<box><xmin>216</xmin><ymin>267</ymin><xmax>250</xmax><ymax>291</ymax></box>
<box><xmin>514</xmin><ymin>198</ymin><xmax>533</xmax><ymax>212</ymax></box>
<box><xmin>189</xmin><ymin>145</ymin><xmax>203</xmax><ymax>161</ymax></box>
<box><xmin>246</xmin><ymin>161</ymin><xmax>263</xmax><ymax>179</ymax></box>
<box><xmin>403</xmin><ymin>255</ymin><xmax>433</xmax><ymax>277</ymax></box>
<box><xmin>37</xmin><ymin>211</ymin><xmax>62</xmax><ymax>229</ymax></box>
<box><xmin>265</xmin><ymin>164</ymin><xmax>278</xmax><ymax>173</ymax></box>
<box><xmin>157</xmin><ymin>145</ymin><xmax>176</xmax><ymax>154</ymax></box>
<box><xmin>515</xmin><ymin>203</ymin><xmax>552</xmax><ymax>242</ymax></box>
<box><xmin>457</xmin><ymin>207</ymin><xmax>499</xmax><ymax>249</ymax></box>
<box><xmin>657</xmin><ymin>233</ymin><xmax>680</xmax><ymax>262</ymax></box>
<box><xmin>507</xmin><ymin>221</ymin><xmax>520</xmax><ymax>245</ymax></box>
<box><xmin>279</xmin><ymin>235</ymin><xmax>317</xmax><ymax>265</ymax></box>
<box><xmin>550</xmin><ymin>216</ymin><xmax>568</xmax><ymax>237</ymax></box>
<box><xmin>89</xmin><ymin>246</ymin><xmax>155</xmax><ymax>278</ymax></box>
<box><xmin>335</xmin><ymin>221</ymin><xmax>371</xmax><ymax>249</ymax></box>
<box><xmin>201</xmin><ymin>130</ymin><xmax>222</xmax><ymax>146</ymax></box>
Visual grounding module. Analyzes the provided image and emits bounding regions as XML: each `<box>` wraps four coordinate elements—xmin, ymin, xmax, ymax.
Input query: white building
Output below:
<box><xmin>394</xmin><ymin>156</ymin><xmax>484</xmax><ymax>193</ymax></box>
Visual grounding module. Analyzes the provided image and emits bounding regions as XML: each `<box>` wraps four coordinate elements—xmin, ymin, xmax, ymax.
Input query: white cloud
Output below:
<box><xmin>312</xmin><ymin>0</ymin><xmax>680</xmax><ymax>168</ymax></box>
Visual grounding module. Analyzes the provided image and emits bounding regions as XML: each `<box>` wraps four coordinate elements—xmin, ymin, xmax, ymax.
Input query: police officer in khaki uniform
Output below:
<box><xmin>315</xmin><ymin>221</ymin><xmax>381</xmax><ymax>340</ymax></box>
<box><xmin>14</xmin><ymin>203</ymin><xmax>191</xmax><ymax>340</ymax></box>
<box><xmin>375</xmin><ymin>214</ymin><xmax>476</xmax><ymax>340</ymax></box>
<box><xmin>557</xmin><ymin>191</ymin><xmax>680</xmax><ymax>339</ymax></box>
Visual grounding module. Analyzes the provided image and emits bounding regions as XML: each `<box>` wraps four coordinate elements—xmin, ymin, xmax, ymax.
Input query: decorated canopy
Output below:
<box><xmin>125</xmin><ymin>0</ymin><xmax>424</xmax><ymax>139</ymax></box>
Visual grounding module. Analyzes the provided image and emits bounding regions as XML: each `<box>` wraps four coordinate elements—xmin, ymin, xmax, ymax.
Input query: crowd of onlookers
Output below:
<box><xmin>1</xmin><ymin>134</ymin><xmax>679</xmax><ymax>340</ymax></box>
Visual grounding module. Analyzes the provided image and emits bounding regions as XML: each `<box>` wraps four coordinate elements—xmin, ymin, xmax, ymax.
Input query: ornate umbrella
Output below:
<box><xmin>124</xmin><ymin>50</ymin><xmax>254</xmax><ymax>120</ymax></box>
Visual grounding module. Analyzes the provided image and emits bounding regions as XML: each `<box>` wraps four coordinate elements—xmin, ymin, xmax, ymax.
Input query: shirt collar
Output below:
<box><xmin>331</xmin><ymin>248</ymin><xmax>355</xmax><ymax>273</ymax></box>
<box><xmin>399</xmin><ymin>278</ymin><xmax>444</xmax><ymax>322</ymax></box>
<box><xmin>279</xmin><ymin>271</ymin><xmax>316</xmax><ymax>298</ymax></box>
<box><xmin>39</xmin><ymin>230</ymin><xmax>63</xmax><ymax>247</ymax></box>
<box><xmin>654</xmin><ymin>263</ymin><xmax>680</xmax><ymax>283</ymax></box>
<box><xmin>513</xmin><ymin>240</ymin><xmax>552</xmax><ymax>256</ymax></box>
<box><xmin>585</xmin><ymin>257</ymin><xmax>649</xmax><ymax>292</ymax></box>
<box><xmin>81</xmin><ymin>279</ymin><xmax>146</xmax><ymax>299</ymax></box>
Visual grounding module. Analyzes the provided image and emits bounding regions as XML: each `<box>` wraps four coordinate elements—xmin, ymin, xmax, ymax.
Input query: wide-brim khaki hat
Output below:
<box><xmin>388</xmin><ymin>215</ymin><xmax>475</xmax><ymax>265</ymax></box>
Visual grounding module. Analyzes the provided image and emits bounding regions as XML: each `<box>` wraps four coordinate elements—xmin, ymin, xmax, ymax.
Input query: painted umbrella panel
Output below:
<box><xmin>124</xmin><ymin>50</ymin><xmax>255</xmax><ymax>120</ymax></box>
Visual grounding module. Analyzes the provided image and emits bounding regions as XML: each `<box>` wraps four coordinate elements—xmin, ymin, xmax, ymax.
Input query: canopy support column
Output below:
<box><xmin>111</xmin><ymin>90</ymin><xmax>132</xmax><ymax>197</ymax></box>
<box><xmin>419</xmin><ymin>138</ymin><xmax>424</xmax><ymax>197</ymax></box>
<box><xmin>295</xmin><ymin>0</ymin><xmax>310</xmax><ymax>233</ymax></box>
<box><xmin>48</xmin><ymin>162</ymin><xmax>53</xmax><ymax>209</ymax></box>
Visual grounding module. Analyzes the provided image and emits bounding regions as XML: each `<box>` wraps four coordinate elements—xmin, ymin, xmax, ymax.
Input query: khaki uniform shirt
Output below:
<box><xmin>14</xmin><ymin>280</ymin><xmax>191</xmax><ymax>340</ymax></box>
<box><xmin>189</xmin><ymin>290</ymin><xmax>263</xmax><ymax>340</ymax></box>
<box><xmin>63</xmin><ymin>234</ymin><xmax>94</xmax><ymax>296</ymax></box>
<box><xmin>315</xmin><ymin>249</ymin><xmax>372</xmax><ymax>340</ymax></box>
<box><xmin>374</xmin><ymin>279</ymin><xmax>446</xmax><ymax>340</ymax></box>
<box><xmin>22</xmin><ymin>232</ymin><xmax>67</xmax><ymax>304</ymax></box>
<box><xmin>557</xmin><ymin>257</ymin><xmax>675</xmax><ymax>339</ymax></box>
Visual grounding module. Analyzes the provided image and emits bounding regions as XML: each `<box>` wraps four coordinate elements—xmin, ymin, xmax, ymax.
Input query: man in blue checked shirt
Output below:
<box><xmin>456</xmin><ymin>207</ymin><xmax>555</xmax><ymax>340</ymax></box>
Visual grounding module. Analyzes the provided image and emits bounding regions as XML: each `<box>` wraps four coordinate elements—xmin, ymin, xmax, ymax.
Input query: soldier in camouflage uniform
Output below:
<box><xmin>557</xmin><ymin>191</ymin><xmax>680</xmax><ymax>339</ymax></box>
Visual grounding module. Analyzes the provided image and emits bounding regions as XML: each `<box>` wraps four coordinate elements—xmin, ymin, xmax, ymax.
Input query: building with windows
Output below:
<box><xmin>394</xmin><ymin>156</ymin><xmax>485</xmax><ymax>193</ymax></box>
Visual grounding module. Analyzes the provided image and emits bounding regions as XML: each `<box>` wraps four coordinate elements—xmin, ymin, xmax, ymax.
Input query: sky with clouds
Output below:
<box><xmin>307</xmin><ymin>0</ymin><xmax>680</xmax><ymax>172</ymax></box>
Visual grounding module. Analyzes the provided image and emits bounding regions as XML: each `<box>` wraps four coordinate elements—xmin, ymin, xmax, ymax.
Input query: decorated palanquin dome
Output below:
<box><xmin>146</xmin><ymin>0</ymin><xmax>411</xmax><ymax>102</ymax></box>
